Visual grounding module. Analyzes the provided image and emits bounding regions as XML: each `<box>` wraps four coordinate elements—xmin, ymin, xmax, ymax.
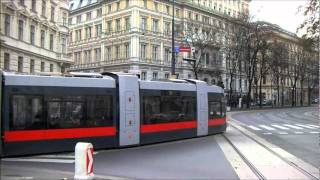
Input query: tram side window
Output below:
<box><xmin>142</xmin><ymin>95</ymin><xmax>196</xmax><ymax>124</ymax></box>
<box><xmin>47</xmin><ymin>98</ymin><xmax>84</xmax><ymax>128</ymax></box>
<box><xmin>208</xmin><ymin>101</ymin><xmax>222</xmax><ymax>119</ymax></box>
<box><xmin>11</xmin><ymin>95</ymin><xmax>44</xmax><ymax>130</ymax></box>
<box><xmin>142</xmin><ymin>96</ymin><xmax>160</xmax><ymax>124</ymax></box>
<box><xmin>86</xmin><ymin>96</ymin><xmax>113</xmax><ymax>127</ymax></box>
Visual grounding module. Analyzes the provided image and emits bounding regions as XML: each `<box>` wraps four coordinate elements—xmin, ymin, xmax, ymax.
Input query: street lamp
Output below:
<box><xmin>171</xmin><ymin>0</ymin><xmax>176</xmax><ymax>77</ymax></box>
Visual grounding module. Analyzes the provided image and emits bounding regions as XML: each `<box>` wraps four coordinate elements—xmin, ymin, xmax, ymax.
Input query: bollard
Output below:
<box><xmin>74</xmin><ymin>142</ymin><xmax>94</xmax><ymax>180</ymax></box>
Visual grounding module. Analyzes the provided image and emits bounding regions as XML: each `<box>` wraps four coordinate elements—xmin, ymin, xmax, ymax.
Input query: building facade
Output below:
<box><xmin>68</xmin><ymin>0</ymin><xmax>250</xmax><ymax>95</ymax></box>
<box><xmin>254</xmin><ymin>22</ymin><xmax>319</xmax><ymax>106</ymax></box>
<box><xmin>0</xmin><ymin>0</ymin><xmax>71</xmax><ymax>73</ymax></box>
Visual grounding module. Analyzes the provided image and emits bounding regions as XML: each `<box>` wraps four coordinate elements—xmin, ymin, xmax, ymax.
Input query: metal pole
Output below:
<box><xmin>171</xmin><ymin>0</ymin><xmax>175</xmax><ymax>76</ymax></box>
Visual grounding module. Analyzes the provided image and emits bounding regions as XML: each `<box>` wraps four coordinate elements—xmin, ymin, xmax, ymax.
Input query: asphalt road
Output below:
<box><xmin>230</xmin><ymin>106</ymin><xmax>319</xmax><ymax>167</ymax></box>
<box><xmin>1</xmin><ymin>136</ymin><xmax>238</xmax><ymax>179</ymax></box>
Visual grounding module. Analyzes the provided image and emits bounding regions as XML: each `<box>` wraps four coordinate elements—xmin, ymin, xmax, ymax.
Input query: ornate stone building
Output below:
<box><xmin>0</xmin><ymin>0</ymin><xmax>71</xmax><ymax>73</ymax></box>
<box><xmin>68</xmin><ymin>0</ymin><xmax>250</xmax><ymax>95</ymax></box>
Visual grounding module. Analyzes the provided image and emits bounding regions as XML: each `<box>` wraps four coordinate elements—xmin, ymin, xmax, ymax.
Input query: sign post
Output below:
<box><xmin>75</xmin><ymin>142</ymin><xmax>94</xmax><ymax>180</ymax></box>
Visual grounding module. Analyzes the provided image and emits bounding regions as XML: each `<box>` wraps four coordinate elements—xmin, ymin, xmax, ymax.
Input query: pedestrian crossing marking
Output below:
<box><xmin>244</xmin><ymin>123</ymin><xmax>319</xmax><ymax>135</ymax></box>
<box><xmin>278</xmin><ymin>132</ymin><xmax>288</xmax><ymax>135</ymax></box>
<box><xmin>271</xmin><ymin>124</ymin><xmax>289</xmax><ymax>130</ymax></box>
<box><xmin>283</xmin><ymin>124</ymin><xmax>303</xmax><ymax>130</ymax></box>
<box><xmin>263</xmin><ymin>132</ymin><xmax>272</xmax><ymax>135</ymax></box>
<box><xmin>259</xmin><ymin>125</ymin><xmax>275</xmax><ymax>130</ymax></box>
<box><xmin>310</xmin><ymin>132</ymin><xmax>320</xmax><ymax>134</ymax></box>
<box><xmin>306</xmin><ymin>124</ymin><xmax>320</xmax><ymax>128</ymax></box>
<box><xmin>295</xmin><ymin>124</ymin><xmax>317</xmax><ymax>129</ymax></box>
<box><xmin>294</xmin><ymin>132</ymin><xmax>304</xmax><ymax>134</ymax></box>
<box><xmin>247</xmin><ymin>125</ymin><xmax>261</xmax><ymax>131</ymax></box>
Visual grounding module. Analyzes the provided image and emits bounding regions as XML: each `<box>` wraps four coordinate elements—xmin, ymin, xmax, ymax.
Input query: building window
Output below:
<box><xmin>86</xmin><ymin>12</ymin><xmax>91</xmax><ymax>21</ymax></box>
<box><xmin>88</xmin><ymin>50</ymin><xmax>92</xmax><ymax>62</ymax></box>
<box><xmin>41</xmin><ymin>0</ymin><xmax>46</xmax><ymax>17</ymax></box>
<box><xmin>97</xmin><ymin>8</ymin><xmax>102</xmax><ymax>17</ymax></box>
<box><xmin>140</xmin><ymin>43</ymin><xmax>146</xmax><ymax>59</ymax></box>
<box><xmin>50</xmin><ymin>64</ymin><xmax>53</xmax><ymax>72</ymax></box>
<box><xmin>96</xmin><ymin>24</ymin><xmax>102</xmax><ymax>37</ymax></box>
<box><xmin>4</xmin><ymin>14</ymin><xmax>10</xmax><ymax>36</ymax></box>
<box><xmin>126</xmin><ymin>0</ymin><xmax>129</xmax><ymax>8</ymax></box>
<box><xmin>116</xmin><ymin>19</ymin><xmax>121</xmax><ymax>32</ymax></box>
<box><xmin>141</xmin><ymin>72</ymin><xmax>146</xmax><ymax>80</ymax></box>
<box><xmin>152</xmin><ymin>72</ymin><xmax>158</xmax><ymax>80</ymax></box>
<box><xmin>62</xmin><ymin>12</ymin><xmax>67</xmax><ymax>26</ymax></box>
<box><xmin>144</xmin><ymin>0</ymin><xmax>147</xmax><ymax>8</ymax></box>
<box><xmin>30</xmin><ymin>25</ymin><xmax>35</xmax><ymax>45</ymax></box>
<box><xmin>152</xmin><ymin>45</ymin><xmax>158</xmax><ymax>62</ymax></box>
<box><xmin>176</xmin><ymin>9</ymin><xmax>180</xmax><ymax>17</ymax></box>
<box><xmin>61</xmin><ymin>37</ymin><xmax>66</xmax><ymax>54</ymax></box>
<box><xmin>18</xmin><ymin>56</ymin><xmax>23</xmax><ymax>72</ymax></box>
<box><xmin>165</xmin><ymin>73</ymin><xmax>169</xmax><ymax>79</ymax></box>
<box><xmin>105</xmin><ymin>46</ymin><xmax>111</xmax><ymax>61</ymax></box>
<box><xmin>166</xmin><ymin>5</ymin><xmax>170</xmax><ymax>14</ymax></box>
<box><xmin>95</xmin><ymin>48</ymin><xmax>101</xmax><ymax>61</ymax></box>
<box><xmin>115</xmin><ymin>46</ymin><xmax>120</xmax><ymax>60</ymax></box>
<box><xmin>85</xmin><ymin>26</ymin><xmax>92</xmax><ymax>39</ymax></box>
<box><xmin>18</xmin><ymin>20</ymin><xmax>24</xmax><ymax>40</ymax></box>
<box><xmin>77</xmin><ymin>15</ymin><xmax>81</xmax><ymax>23</ymax></box>
<box><xmin>108</xmin><ymin>4</ymin><xmax>111</xmax><ymax>13</ymax></box>
<box><xmin>51</xmin><ymin>6</ymin><xmax>55</xmax><ymax>22</ymax></box>
<box><xmin>125</xmin><ymin>43</ymin><xmax>130</xmax><ymax>59</ymax></box>
<box><xmin>19</xmin><ymin>0</ymin><xmax>25</xmax><ymax>6</ymax></box>
<box><xmin>141</xmin><ymin>17</ymin><xmax>147</xmax><ymax>30</ymax></box>
<box><xmin>29</xmin><ymin>59</ymin><xmax>35</xmax><ymax>73</ymax></box>
<box><xmin>31</xmin><ymin>0</ymin><xmax>36</xmax><ymax>12</ymax></box>
<box><xmin>125</xmin><ymin>17</ymin><xmax>131</xmax><ymax>31</ymax></box>
<box><xmin>188</xmin><ymin>12</ymin><xmax>192</xmax><ymax>19</ymax></box>
<box><xmin>117</xmin><ymin>2</ymin><xmax>120</xmax><ymax>11</ymax></box>
<box><xmin>107</xmin><ymin>20</ymin><xmax>112</xmax><ymax>33</ymax></box>
<box><xmin>152</xmin><ymin>19</ymin><xmax>159</xmax><ymax>32</ymax></box>
<box><xmin>4</xmin><ymin>53</ymin><xmax>10</xmax><ymax>70</ymax></box>
<box><xmin>164</xmin><ymin>22</ymin><xmax>170</xmax><ymax>35</ymax></box>
<box><xmin>164</xmin><ymin>48</ymin><xmax>170</xmax><ymax>62</ymax></box>
<box><xmin>49</xmin><ymin>34</ymin><xmax>54</xmax><ymax>51</ymax></box>
<box><xmin>68</xmin><ymin>18</ymin><xmax>72</xmax><ymax>25</ymax></box>
<box><xmin>41</xmin><ymin>62</ymin><xmax>45</xmax><ymax>72</ymax></box>
<box><xmin>154</xmin><ymin>2</ymin><xmax>158</xmax><ymax>11</ymax></box>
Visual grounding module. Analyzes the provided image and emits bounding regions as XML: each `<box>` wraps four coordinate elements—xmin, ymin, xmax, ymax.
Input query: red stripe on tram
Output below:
<box><xmin>141</xmin><ymin>120</ymin><xmax>197</xmax><ymax>134</ymax></box>
<box><xmin>208</xmin><ymin>117</ymin><xmax>226</xmax><ymax>126</ymax></box>
<box><xmin>4</xmin><ymin>126</ymin><xmax>117</xmax><ymax>142</ymax></box>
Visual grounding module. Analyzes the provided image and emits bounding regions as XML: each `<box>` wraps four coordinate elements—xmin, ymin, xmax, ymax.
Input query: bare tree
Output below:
<box><xmin>183</xmin><ymin>22</ymin><xmax>221</xmax><ymax>79</ymax></box>
<box><xmin>306</xmin><ymin>55</ymin><xmax>319</xmax><ymax>105</ymax></box>
<box><xmin>269</xmin><ymin>41</ymin><xmax>289</xmax><ymax>106</ymax></box>
<box><xmin>298</xmin><ymin>0</ymin><xmax>319</xmax><ymax>39</ymax></box>
<box><xmin>288</xmin><ymin>52</ymin><xmax>300</xmax><ymax>107</ymax></box>
<box><xmin>240</xmin><ymin>19</ymin><xmax>265</xmax><ymax>108</ymax></box>
<box><xmin>223</xmin><ymin>23</ymin><xmax>246</xmax><ymax>106</ymax></box>
<box><xmin>257</xmin><ymin>39</ymin><xmax>271</xmax><ymax>107</ymax></box>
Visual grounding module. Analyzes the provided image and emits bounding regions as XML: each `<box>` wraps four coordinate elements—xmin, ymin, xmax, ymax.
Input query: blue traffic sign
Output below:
<box><xmin>175</xmin><ymin>47</ymin><xmax>180</xmax><ymax>53</ymax></box>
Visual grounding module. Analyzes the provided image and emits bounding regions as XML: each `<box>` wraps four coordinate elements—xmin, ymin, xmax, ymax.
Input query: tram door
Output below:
<box><xmin>118</xmin><ymin>75</ymin><xmax>140</xmax><ymax>146</ymax></box>
<box><xmin>194</xmin><ymin>81</ymin><xmax>209</xmax><ymax>136</ymax></box>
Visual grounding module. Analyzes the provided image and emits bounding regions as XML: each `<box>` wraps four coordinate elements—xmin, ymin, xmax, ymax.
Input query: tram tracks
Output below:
<box><xmin>222</xmin><ymin>133</ymin><xmax>266</xmax><ymax>180</ymax></box>
<box><xmin>222</xmin><ymin>122</ymin><xmax>319</xmax><ymax>180</ymax></box>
